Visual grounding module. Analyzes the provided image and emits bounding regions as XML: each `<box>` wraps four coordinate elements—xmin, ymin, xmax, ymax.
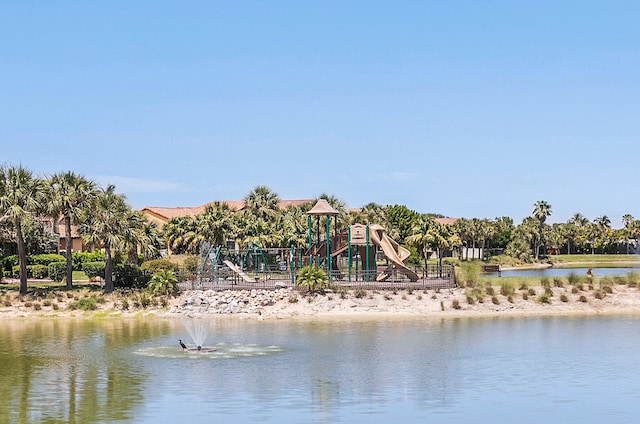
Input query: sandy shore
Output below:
<box><xmin>2</xmin><ymin>283</ymin><xmax>640</xmax><ymax>320</ymax></box>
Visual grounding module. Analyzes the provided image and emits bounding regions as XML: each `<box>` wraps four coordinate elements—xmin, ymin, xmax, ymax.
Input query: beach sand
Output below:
<box><xmin>2</xmin><ymin>283</ymin><xmax>640</xmax><ymax>320</ymax></box>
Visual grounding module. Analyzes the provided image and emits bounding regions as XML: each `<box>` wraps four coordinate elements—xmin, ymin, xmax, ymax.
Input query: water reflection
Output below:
<box><xmin>0</xmin><ymin>319</ymin><xmax>166</xmax><ymax>423</ymax></box>
<box><xmin>2</xmin><ymin>316</ymin><xmax>640</xmax><ymax>422</ymax></box>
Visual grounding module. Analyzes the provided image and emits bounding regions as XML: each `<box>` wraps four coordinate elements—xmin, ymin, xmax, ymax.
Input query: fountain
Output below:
<box><xmin>181</xmin><ymin>319</ymin><xmax>216</xmax><ymax>352</ymax></box>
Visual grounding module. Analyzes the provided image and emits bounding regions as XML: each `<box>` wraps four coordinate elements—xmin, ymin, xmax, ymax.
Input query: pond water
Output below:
<box><xmin>2</xmin><ymin>315</ymin><xmax>640</xmax><ymax>423</ymax></box>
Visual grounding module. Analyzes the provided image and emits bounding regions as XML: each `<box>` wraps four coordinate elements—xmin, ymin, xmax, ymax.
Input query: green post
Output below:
<box><xmin>326</xmin><ymin>216</ymin><xmax>331</xmax><ymax>282</ymax></box>
<box><xmin>365</xmin><ymin>225</ymin><xmax>370</xmax><ymax>282</ymax></box>
<box><xmin>347</xmin><ymin>226</ymin><xmax>351</xmax><ymax>282</ymax></box>
<box><xmin>307</xmin><ymin>215</ymin><xmax>313</xmax><ymax>248</ymax></box>
<box><xmin>290</xmin><ymin>245</ymin><xmax>295</xmax><ymax>286</ymax></box>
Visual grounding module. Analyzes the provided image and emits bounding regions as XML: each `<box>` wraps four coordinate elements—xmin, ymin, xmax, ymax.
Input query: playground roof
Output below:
<box><xmin>307</xmin><ymin>199</ymin><xmax>339</xmax><ymax>216</ymax></box>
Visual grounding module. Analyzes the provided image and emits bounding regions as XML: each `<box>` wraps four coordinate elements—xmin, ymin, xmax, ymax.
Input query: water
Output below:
<box><xmin>1</xmin><ymin>316</ymin><xmax>640</xmax><ymax>423</ymax></box>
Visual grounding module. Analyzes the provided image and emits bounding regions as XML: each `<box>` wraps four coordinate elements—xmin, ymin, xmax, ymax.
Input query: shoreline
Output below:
<box><xmin>3</xmin><ymin>284</ymin><xmax>640</xmax><ymax>321</ymax></box>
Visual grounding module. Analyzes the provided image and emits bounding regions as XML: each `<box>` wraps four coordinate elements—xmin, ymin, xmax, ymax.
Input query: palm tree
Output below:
<box><xmin>243</xmin><ymin>185</ymin><xmax>280</xmax><ymax>221</ymax></box>
<box><xmin>622</xmin><ymin>214</ymin><xmax>635</xmax><ymax>254</ymax></box>
<box><xmin>532</xmin><ymin>200</ymin><xmax>552</xmax><ymax>259</ymax></box>
<box><xmin>198</xmin><ymin>202</ymin><xmax>235</xmax><ymax>247</ymax></box>
<box><xmin>0</xmin><ymin>165</ymin><xmax>46</xmax><ymax>295</ymax></box>
<box><xmin>406</xmin><ymin>215</ymin><xmax>435</xmax><ymax>270</ymax></box>
<box><xmin>125</xmin><ymin>210</ymin><xmax>161</xmax><ymax>264</ymax></box>
<box><xmin>77</xmin><ymin>185</ymin><xmax>131</xmax><ymax>293</ymax></box>
<box><xmin>48</xmin><ymin>171</ymin><xmax>97</xmax><ymax>288</ymax></box>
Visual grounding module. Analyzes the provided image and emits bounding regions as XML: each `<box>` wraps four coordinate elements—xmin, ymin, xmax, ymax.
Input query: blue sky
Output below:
<box><xmin>1</xmin><ymin>1</ymin><xmax>638</xmax><ymax>226</ymax></box>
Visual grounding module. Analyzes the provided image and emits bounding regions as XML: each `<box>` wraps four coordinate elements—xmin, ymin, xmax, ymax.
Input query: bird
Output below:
<box><xmin>179</xmin><ymin>339</ymin><xmax>187</xmax><ymax>350</ymax></box>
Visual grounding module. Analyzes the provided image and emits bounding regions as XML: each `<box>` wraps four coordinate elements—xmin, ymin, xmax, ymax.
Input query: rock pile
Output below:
<box><xmin>170</xmin><ymin>288</ymin><xmax>295</xmax><ymax>316</ymax></box>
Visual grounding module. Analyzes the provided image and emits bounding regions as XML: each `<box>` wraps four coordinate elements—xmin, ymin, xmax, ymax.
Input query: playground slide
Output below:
<box><xmin>367</xmin><ymin>225</ymin><xmax>419</xmax><ymax>282</ymax></box>
<box><xmin>222</xmin><ymin>260</ymin><xmax>256</xmax><ymax>283</ymax></box>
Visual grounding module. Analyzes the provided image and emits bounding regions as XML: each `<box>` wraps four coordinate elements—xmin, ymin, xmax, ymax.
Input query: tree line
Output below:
<box><xmin>3</xmin><ymin>165</ymin><xmax>640</xmax><ymax>295</ymax></box>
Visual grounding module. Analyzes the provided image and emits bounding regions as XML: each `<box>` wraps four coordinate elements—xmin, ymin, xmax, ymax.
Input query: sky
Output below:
<box><xmin>1</xmin><ymin>1</ymin><xmax>639</xmax><ymax>227</ymax></box>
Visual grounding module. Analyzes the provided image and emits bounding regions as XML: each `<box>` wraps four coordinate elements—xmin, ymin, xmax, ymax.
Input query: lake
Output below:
<box><xmin>1</xmin><ymin>315</ymin><xmax>640</xmax><ymax>423</ymax></box>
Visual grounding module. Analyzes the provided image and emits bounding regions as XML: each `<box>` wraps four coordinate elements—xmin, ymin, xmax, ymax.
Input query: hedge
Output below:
<box><xmin>31</xmin><ymin>254</ymin><xmax>66</xmax><ymax>266</ymax></box>
<box><xmin>48</xmin><ymin>262</ymin><xmax>66</xmax><ymax>282</ymax></box>
<box><xmin>27</xmin><ymin>264</ymin><xmax>49</xmax><ymax>279</ymax></box>
<box><xmin>82</xmin><ymin>261</ymin><xmax>106</xmax><ymax>279</ymax></box>
<box><xmin>72</xmin><ymin>251</ymin><xmax>106</xmax><ymax>271</ymax></box>
<box><xmin>140</xmin><ymin>259</ymin><xmax>179</xmax><ymax>273</ymax></box>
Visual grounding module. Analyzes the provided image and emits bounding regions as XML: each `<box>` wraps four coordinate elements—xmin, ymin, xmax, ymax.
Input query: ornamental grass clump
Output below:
<box><xmin>579</xmin><ymin>295</ymin><xmax>588</xmax><ymax>303</ymax></box>
<box><xmin>626</xmin><ymin>272</ymin><xmax>640</xmax><ymax>287</ymax></box>
<box><xmin>500</xmin><ymin>281</ymin><xmax>515</xmax><ymax>296</ymax></box>
<box><xmin>452</xmin><ymin>299</ymin><xmax>461</xmax><ymax>310</ymax></box>
<box><xmin>538</xmin><ymin>293</ymin><xmax>551</xmax><ymax>304</ymax></box>
<box><xmin>491</xmin><ymin>296</ymin><xmax>499</xmax><ymax>305</ymax></box>
<box><xmin>354</xmin><ymin>289</ymin><xmax>366</xmax><ymax>299</ymax></box>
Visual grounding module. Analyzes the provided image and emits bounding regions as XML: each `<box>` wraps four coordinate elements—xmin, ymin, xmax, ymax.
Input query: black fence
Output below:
<box><xmin>178</xmin><ymin>264</ymin><xmax>456</xmax><ymax>292</ymax></box>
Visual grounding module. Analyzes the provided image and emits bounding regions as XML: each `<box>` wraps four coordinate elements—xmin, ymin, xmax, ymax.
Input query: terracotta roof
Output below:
<box><xmin>435</xmin><ymin>217</ymin><xmax>459</xmax><ymax>226</ymax></box>
<box><xmin>141</xmin><ymin>199</ymin><xmax>315</xmax><ymax>227</ymax></box>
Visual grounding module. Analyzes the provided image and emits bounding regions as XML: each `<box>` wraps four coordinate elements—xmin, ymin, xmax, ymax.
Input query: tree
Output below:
<box><xmin>384</xmin><ymin>204</ymin><xmax>419</xmax><ymax>244</ymax></box>
<box><xmin>0</xmin><ymin>165</ymin><xmax>46</xmax><ymax>295</ymax></box>
<box><xmin>48</xmin><ymin>171</ymin><xmax>97</xmax><ymax>288</ymax></box>
<box><xmin>78</xmin><ymin>185</ymin><xmax>131</xmax><ymax>293</ymax></box>
<box><xmin>243</xmin><ymin>185</ymin><xmax>280</xmax><ymax>221</ymax></box>
<box><xmin>532</xmin><ymin>200</ymin><xmax>552</xmax><ymax>259</ymax></box>
<box><xmin>125</xmin><ymin>210</ymin><xmax>162</xmax><ymax>264</ymax></box>
<box><xmin>198</xmin><ymin>202</ymin><xmax>235</xmax><ymax>247</ymax></box>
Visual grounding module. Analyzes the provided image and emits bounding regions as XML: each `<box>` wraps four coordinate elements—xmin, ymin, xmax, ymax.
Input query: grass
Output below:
<box><xmin>548</xmin><ymin>254</ymin><xmax>639</xmax><ymax>267</ymax></box>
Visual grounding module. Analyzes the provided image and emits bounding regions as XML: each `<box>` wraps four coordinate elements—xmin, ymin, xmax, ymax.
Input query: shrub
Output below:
<box><xmin>72</xmin><ymin>251</ymin><xmax>106</xmax><ymax>270</ymax></box>
<box><xmin>114</xmin><ymin>264</ymin><xmax>150</xmax><ymax>289</ymax></box>
<box><xmin>183</xmin><ymin>256</ymin><xmax>200</xmax><ymax>274</ymax></box>
<box><xmin>491</xmin><ymin>296</ymin><xmax>499</xmax><ymax>305</ymax></box>
<box><xmin>571</xmin><ymin>287</ymin><xmax>579</xmax><ymax>294</ymax></box>
<box><xmin>538</xmin><ymin>293</ymin><xmax>551</xmax><ymax>304</ymax></box>
<box><xmin>48</xmin><ymin>262</ymin><xmax>66</xmax><ymax>282</ymax></box>
<box><xmin>146</xmin><ymin>270</ymin><xmax>179</xmax><ymax>296</ymax></box>
<box><xmin>82</xmin><ymin>261</ymin><xmax>106</xmax><ymax>279</ymax></box>
<box><xmin>141</xmin><ymin>259</ymin><xmax>178</xmax><ymax>274</ymax></box>
<box><xmin>295</xmin><ymin>266</ymin><xmax>329</xmax><ymax>294</ymax></box>
<box><xmin>27</xmin><ymin>264</ymin><xmax>48</xmax><ymax>279</ymax></box>
<box><xmin>452</xmin><ymin>299</ymin><xmax>461</xmax><ymax>309</ymax></box>
<box><xmin>560</xmin><ymin>294</ymin><xmax>568</xmax><ymax>302</ymax></box>
<box><xmin>31</xmin><ymin>254</ymin><xmax>65</xmax><ymax>266</ymax></box>
<box><xmin>354</xmin><ymin>289</ymin><xmax>366</xmax><ymax>299</ymax></box>
<box><xmin>522</xmin><ymin>292</ymin><xmax>529</xmax><ymax>301</ymax></box>
<box><xmin>507</xmin><ymin>295</ymin><xmax>514</xmax><ymax>303</ymax></box>
<box><xmin>594</xmin><ymin>291</ymin><xmax>605</xmax><ymax>300</ymax></box>
<box><xmin>485</xmin><ymin>286</ymin><xmax>495</xmax><ymax>296</ymax></box>
<box><xmin>579</xmin><ymin>295</ymin><xmax>588</xmax><ymax>303</ymax></box>
<box><xmin>459</xmin><ymin>262</ymin><xmax>481</xmax><ymax>286</ymax></box>
<box><xmin>528</xmin><ymin>288</ymin><xmax>536</xmax><ymax>296</ymax></box>
<box><xmin>68</xmin><ymin>297</ymin><xmax>100</xmax><ymax>311</ymax></box>
<box><xmin>466</xmin><ymin>295</ymin><xmax>475</xmax><ymax>305</ymax></box>
<box><xmin>500</xmin><ymin>281</ymin><xmax>515</xmax><ymax>296</ymax></box>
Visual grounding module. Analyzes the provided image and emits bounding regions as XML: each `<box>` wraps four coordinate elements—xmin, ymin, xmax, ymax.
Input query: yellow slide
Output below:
<box><xmin>367</xmin><ymin>224</ymin><xmax>419</xmax><ymax>282</ymax></box>
<box><xmin>222</xmin><ymin>260</ymin><xmax>256</xmax><ymax>282</ymax></box>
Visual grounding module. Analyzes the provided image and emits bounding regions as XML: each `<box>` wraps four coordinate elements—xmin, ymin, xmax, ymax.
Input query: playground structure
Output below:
<box><xmin>188</xmin><ymin>199</ymin><xmax>455</xmax><ymax>291</ymax></box>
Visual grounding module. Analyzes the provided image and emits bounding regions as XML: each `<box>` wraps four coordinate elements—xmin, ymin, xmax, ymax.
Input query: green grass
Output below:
<box><xmin>548</xmin><ymin>254</ymin><xmax>639</xmax><ymax>265</ymax></box>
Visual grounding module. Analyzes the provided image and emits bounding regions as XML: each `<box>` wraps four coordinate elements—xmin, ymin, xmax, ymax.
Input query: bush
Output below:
<box><xmin>295</xmin><ymin>266</ymin><xmax>329</xmax><ymax>293</ymax></box>
<box><xmin>82</xmin><ymin>261</ymin><xmax>106</xmax><ymax>279</ymax></box>
<box><xmin>146</xmin><ymin>270</ymin><xmax>179</xmax><ymax>296</ymax></box>
<box><xmin>48</xmin><ymin>262</ymin><xmax>66</xmax><ymax>282</ymax></box>
<box><xmin>114</xmin><ymin>264</ymin><xmax>150</xmax><ymax>289</ymax></box>
<box><xmin>182</xmin><ymin>256</ymin><xmax>200</xmax><ymax>274</ymax></box>
<box><xmin>141</xmin><ymin>259</ymin><xmax>179</xmax><ymax>274</ymax></box>
<box><xmin>31</xmin><ymin>254</ymin><xmax>65</xmax><ymax>266</ymax></box>
<box><xmin>27</xmin><ymin>264</ymin><xmax>48</xmax><ymax>279</ymax></box>
<box><xmin>1</xmin><ymin>255</ymin><xmax>20</xmax><ymax>269</ymax></box>
<box><xmin>72</xmin><ymin>251</ymin><xmax>106</xmax><ymax>271</ymax></box>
